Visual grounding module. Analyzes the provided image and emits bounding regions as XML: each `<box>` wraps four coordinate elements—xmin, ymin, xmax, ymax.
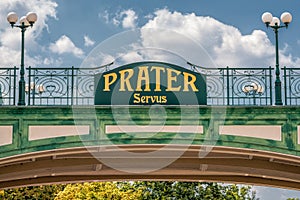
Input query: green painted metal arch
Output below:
<box><xmin>0</xmin><ymin>106</ymin><xmax>299</xmax><ymax>158</ymax></box>
<box><xmin>0</xmin><ymin>106</ymin><xmax>300</xmax><ymax>189</ymax></box>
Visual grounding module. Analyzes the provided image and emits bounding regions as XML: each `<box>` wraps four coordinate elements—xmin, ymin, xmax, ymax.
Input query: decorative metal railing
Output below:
<box><xmin>0</xmin><ymin>67</ymin><xmax>18</xmax><ymax>106</ymax></box>
<box><xmin>26</xmin><ymin>66</ymin><xmax>105</xmax><ymax>106</ymax></box>
<box><xmin>0</xmin><ymin>65</ymin><xmax>300</xmax><ymax>106</ymax></box>
<box><xmin>202</xmin><ymin>67</ymin><xmax>273</xmax><ymax>106</ymax></box>
<box><xmin>283</xmin><ymin>67</ymin><xmax>300</xmax><ymax>105</ymax></box>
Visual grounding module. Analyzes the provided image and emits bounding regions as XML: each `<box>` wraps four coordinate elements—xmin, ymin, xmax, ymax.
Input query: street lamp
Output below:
<box><xmin>7</xmin><ymin>11</ymin><xmax>37</xmax><ymax>106</ymax></box>
<box><xmin>25</xmin><ymin>82</ymin><xmax>45</xmax><ymax>95</ymax></box>
<box><xmin>242</xmin><ymin>82</ymin><xmax>264</xmax><ymax>105</ymax></box>
<box><xmin>261</xmin><ymin>11</ymin><xmax>292</xmax><ymax>105</ymax></box>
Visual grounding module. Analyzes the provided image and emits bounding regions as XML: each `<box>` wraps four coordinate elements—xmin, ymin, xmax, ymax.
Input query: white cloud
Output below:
<box><xmin>43</xmin><ymin>57</ymin><xmax>63</xmax><ymax>66</ymax></box>
<box><xmin>112</xmin><ymin>18</ymin><xmax>120</xmax><ymax>26</ymax></box>
<box><xmin>139</xmin><ymin>9</ymin><xmax>299</xmax><ymax>68</ymax></box>
<box><xmin>87</xmin><ymin>8</ymin><xmax>300</xmax><ymax>70</ymax></box>
<box><xmin>49</xmin><ymin>35</ymin><xmax>84</xmax><ymax>58</ymax></box>
<box><xmin>116</xmin><ymin>51</ymin><xmax>144</xmax><ymax>65</ymax></box>
<box><xmin>0</xmin><ymin>0</ymin><xmax>58</xmax><ymax>67</ymax></box>
<box><xmin>112</xmin><ymin>9</ymin><xmax>138</xmax><ymax>29</ymax></box>
<box><xmin>84</xmin><ymin>35</ymin><xmax>95</xmax><ymax>47</ymax></box>
<box><xmin>100</xmin><ymin>10</ymin><xmax>110</xmax><ymax>24</ymax></box>
<box><xmin>120</xmin><ymin>9</ymin><xmax>138</xmax><ymax>29</ymax></box>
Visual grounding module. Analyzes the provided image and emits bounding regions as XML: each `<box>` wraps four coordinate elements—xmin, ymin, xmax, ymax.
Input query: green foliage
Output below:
<box><xmin>0</xmin><ymin>184</ymin><xmax>65</xmax><ymax>200</ymax></box>
<box><xmin>54</xmin><ymin>182</ymin><xmax>143</xmax><ymax>200</ymax></box>
<box><xmin>0</xmin><ymin>182</ymin><xmax>259</xmax><ymax>200</ymax></box>
<box><xmin>134</xmin><ymin>182</ymin><xmax>258</xmax><ymax>200</ymax></box>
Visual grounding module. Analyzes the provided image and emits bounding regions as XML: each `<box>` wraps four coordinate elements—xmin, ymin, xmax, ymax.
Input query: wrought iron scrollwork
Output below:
<box><xmin>283</xmin><ymin>67</ymin><xmax>300</xmax><ymax>105</ymax></box>
<box><xmin>0</xmin><ymin>64</ymin><xmax>276</xmax><ymax>106</ymax></box>
<box><xmin>229</xmin><ymin>69</ymin><xmax>270</xmax><ymax>105</ymax></box>
<box><xmin>3</xmin><ymin>63</ymin><xmax>299</xmax><ymax>106</ymax></box>
<box><xmin>0</xmin><ymin>67</ymin><xmax>18</xmax><ymax>105</ymax></box>
<box><xmin>26</xmin><ymin>66</ymin><xmax>108</xmax><ymax>106</ymax></box>
<box><xmin>191</xmin><ymin>64</ymin><xmax>273</xmax><ymax>106</ymax></box>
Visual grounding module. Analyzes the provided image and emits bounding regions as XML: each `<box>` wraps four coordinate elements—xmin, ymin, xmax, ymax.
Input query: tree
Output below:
<box><xmin>0</xmin><ymin>185</ymin><xmax>65</xmax><ymax>200</ymax></box>
<box><xmin>1</xmin><ymin>181</ymin><xmax>259</xmax><ymax>200</ymax></box>
<box><xmin>54</xmin><ymin>182</ymin><xmax>143</xmax><ymax>200</ymax></box>
<box><xmin>133</xmin><ymin>181</ymin><xmax>258</xmax><ymax>200</ymax></box>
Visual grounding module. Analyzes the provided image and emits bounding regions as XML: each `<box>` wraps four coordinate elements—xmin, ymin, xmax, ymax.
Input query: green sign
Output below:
<box><xmin>95</xmin><ymin>62</ymin><xmax>206</xmax><ymax>105</ymax></box>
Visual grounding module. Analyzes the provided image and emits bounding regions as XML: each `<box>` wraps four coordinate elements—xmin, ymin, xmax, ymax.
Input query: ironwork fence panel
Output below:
<box><xmin>202</xmin><ymin>66</ymin><xmax>273</xmax><ymax>106</ymax></box>
<box><xmin>283</xmin><ymin>67</ymin><xmax>300</xmax><ymax>105</ymax></box>
<box><xmin>202</xmin><ymin>68</ymin><xmax>227</xmax><ymax>105</ymax></box>
<box><xmin>27</xmin><ymin>66</ymin><xmax>105</xmax><ymax>106</ymax></box>
<box><xmin>0</xmin><ymin>67</ymin><xmax>18</xmax><ymax>106</ymax></box>
<box><xmin>227</xmin><ymin>67</ymin><xmax>273</xmax><ymax>106</ymax></box>
<box><xmin>26</xmin><ymin>65</ymin><xmax>274</xmax><ymax>106</ymax></box>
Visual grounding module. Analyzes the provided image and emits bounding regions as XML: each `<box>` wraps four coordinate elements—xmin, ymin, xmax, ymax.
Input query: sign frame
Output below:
<box><xmin>94</xmin><ymin>61</ymin><xmax>207</xmax><ymax>105</ymax></box>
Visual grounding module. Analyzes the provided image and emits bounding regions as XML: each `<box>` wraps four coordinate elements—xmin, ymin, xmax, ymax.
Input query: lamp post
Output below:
<box><xmin>7</xmin><ymin>12</ymin><xmax>37</xmax><ymax>106</ymax></box>
<box><xmin>261</xmin><ymin>12</ymin><xmax>292</xmax><ymax>105</ymax></box>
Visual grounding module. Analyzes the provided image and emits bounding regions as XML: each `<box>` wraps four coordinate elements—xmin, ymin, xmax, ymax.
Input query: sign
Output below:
<box><xmin>95</xmin><ymin>62</ymin><xmax>206</xmax><ymax>105</ymax></box>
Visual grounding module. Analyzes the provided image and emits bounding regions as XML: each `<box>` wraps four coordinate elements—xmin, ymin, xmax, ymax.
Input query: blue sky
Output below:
<box><xmin>1</xmin><ymin>0</ymin><xmax>300</xmax><ymax>198</ymax></box>
<box><xmin>2</xmin><ymin>0</ymin><xmax>300</xmax><ymax>69</ymax></box>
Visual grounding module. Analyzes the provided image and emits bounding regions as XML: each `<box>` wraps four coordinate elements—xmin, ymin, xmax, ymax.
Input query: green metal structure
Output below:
<box><xmin>0</xmin><ymin>106</ymin><xmax>299</xmax><ymax>158</ymax></box>
<box><xmin>0</xmin><ymin>62</ymin><xmax>300</xmax><ymax>189</ymax></box>
<box><xmin>0</xmin><ymin>105</ymin><xmax>300</xmax><ymax>189</ymax></box>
